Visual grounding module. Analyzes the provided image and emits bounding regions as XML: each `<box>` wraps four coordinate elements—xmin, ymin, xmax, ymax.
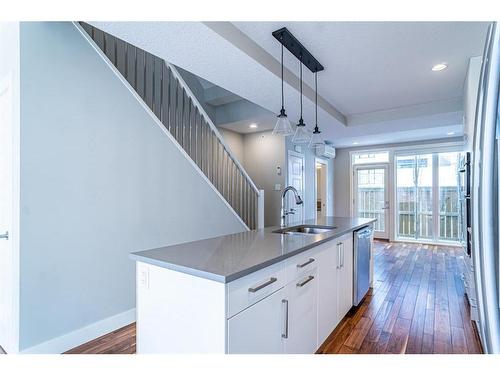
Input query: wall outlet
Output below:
<box><xmin>274</xmin><ymin>184</ymin><xmax>282</xmax><ymax>191</ymax></box>
<box><xmin>139</xmin><ymin>265</ymin><xmax>149</xmax><ymax>289</ymax></box>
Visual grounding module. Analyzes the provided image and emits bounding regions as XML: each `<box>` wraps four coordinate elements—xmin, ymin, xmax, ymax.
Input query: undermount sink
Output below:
<box><xmin>273</xmin><ymin>225</ymin><xmax>337</xmax><ymax>235</ymax></box>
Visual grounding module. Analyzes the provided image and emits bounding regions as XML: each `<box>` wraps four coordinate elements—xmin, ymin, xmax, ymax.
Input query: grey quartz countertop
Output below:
<box><xmin>130</xmin><ymin>216</ymin><xmax>375</xmax><ymax>283</ymax></box>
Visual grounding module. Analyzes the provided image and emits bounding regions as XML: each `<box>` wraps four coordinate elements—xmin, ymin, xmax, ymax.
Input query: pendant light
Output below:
<box><xmin>309</xmin><ymin>71</ymin><xmax>324</xmax><ymax>148</ymax></box>
<box><xmin>292</xmin><ymin>55</ymin><xmax>310</xmax><ymax>144</ymax></box>
<box><xmin>272</xmin><ymin>36</ymin><xmax>293</xmax><ymax>136</ymax></box>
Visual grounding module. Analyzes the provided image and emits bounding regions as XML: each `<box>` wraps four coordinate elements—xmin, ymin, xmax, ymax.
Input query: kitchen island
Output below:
<box><xmin>131</xmin><ymin>216</ymin><xmax>375</xmax><ymax>354</ymax></box>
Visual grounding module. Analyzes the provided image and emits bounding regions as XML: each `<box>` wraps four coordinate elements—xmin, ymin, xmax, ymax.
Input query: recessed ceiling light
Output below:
<box><xmin>432</xmin><ymin>63</ymin><xmax>448</xmax><ymax>71</ymax></box>
<box><xmin>352</xmin><ymin>142</ymin><xmax>359</xmax><ymax>145</ymax></box>
<box><xmin>249</xmin><ymin>123</ymin><xmax>258</xmax><ymax>129</ymax></box>
<box><xmin>447</xmin><ymin>131</ymin><xmax>455</xmax><ymax>135</ymax></box>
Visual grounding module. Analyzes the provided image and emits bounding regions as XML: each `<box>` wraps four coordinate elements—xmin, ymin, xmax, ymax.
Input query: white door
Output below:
<box><xmin>227</xmin><ymin>288</ymin><xmax>286</xmax><ymax>354</ymax></box>
<box><xmin>284</xmin><ymin>269</ymin><xmax>318</xmax><ymax>354</ymax></box>
<box><xmin>353</xmin><ymin>165</ymin><xmax>390</xmax><ymax>239</ymax></box>
<box><xmin>336</xmin><ymin>238</ymin><xmax>353</xmax><ymax>322</ymax></box>
<box><xmin>287</xmin><ymin>151</ymin><xmax>304</xmax><ymax>225</ymax></box>
<box><xmin>317</xmin><ymin>242</ymin><xmax>339</xmax><ymax>345</ymax></box>
<box><xmin>315</xmin><ymin>160</ymin><xmax>328</xmax><ymax>219</ymax></box>
<box><xmin>0</xmin><ymin>74</ymin><xmax>16</xmax><ymax>352</ymax></box>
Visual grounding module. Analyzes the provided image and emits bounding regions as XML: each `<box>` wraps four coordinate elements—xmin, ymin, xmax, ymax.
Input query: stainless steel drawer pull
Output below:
<box><xmin>297</xmin><ymin>258</ymin><xmax>315</xmax><ymax>268</ymax></box>
<box><xmin>248</xmin><ymin>277</ymin><xmax>277</xmax><ymax>293</ymax></box>
<box><xmin>296</xmin><ymin>275</ymin><xmax>315</xmax><ymax>287</ymax></box>
<box><xmin>281</xmin><ymin>299</ymin><xmax>289</xmax><ymax>338</ymax></box>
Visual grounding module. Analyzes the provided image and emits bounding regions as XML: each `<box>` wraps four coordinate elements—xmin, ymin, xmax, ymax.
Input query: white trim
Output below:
<box><xmin>0</xmin><ymin>44</ymin><xmax>20</xmax><ymax>354</ymax></box>
<box><xmin>352</xmin><ymin>163</ymin><xmax>390</xmax><ymax>239</ymax></box>
<box><xmin>287</xmin><ymin>150</ymin><xmax>305</xmax><ymax>223</ymax></box>
<box><xmin>73</xmin><ymin>22</ymin><xmax>249</xmax><ymax>231</ymax></box>
<box><xmin>314</xmin><ymin>157</ymin><xmax>330</xmax><ymax>218</ymax></box>
<box><xmin>21</xmin><ymin>309</ymin><xmax>136</xmax><ymax>354</ymax></box>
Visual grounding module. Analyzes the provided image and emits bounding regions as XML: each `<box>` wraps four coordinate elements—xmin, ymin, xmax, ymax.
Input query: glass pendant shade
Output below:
<box><xmin>308</xmin><ymin>71</ymin><xmax>324</xmax><ymax>148</ymax></box>
<box><xmin>309</xmin><ymin>128</ymin><xmax>324</xmax><ymax>148</ymax></box>
<box><xmin>292</xmin><ymin>121</ymin><xmax>310</xmax><ymax>144</ymax></box>
<box><xmin>273</xmin><ymin>110</ymin><xmax>293</xmax><ymax>136</ymax></box>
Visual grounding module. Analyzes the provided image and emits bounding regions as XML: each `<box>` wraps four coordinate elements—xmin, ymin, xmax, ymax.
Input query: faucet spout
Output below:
<box><xmin>280</xmin><ymin>186</ymin><xmax>303</xmax><ymax>227</ymax></box>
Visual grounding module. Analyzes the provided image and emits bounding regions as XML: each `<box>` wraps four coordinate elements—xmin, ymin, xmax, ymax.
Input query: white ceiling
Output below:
<box><xmin>232</xmin><ymin>22</ymin><xmax>489</xmax><ymax>115</ymax></box>
<box><xmin>88</xmin><ymin>21</ymin><xmax>489</xmax><ymax>148</ymax></box>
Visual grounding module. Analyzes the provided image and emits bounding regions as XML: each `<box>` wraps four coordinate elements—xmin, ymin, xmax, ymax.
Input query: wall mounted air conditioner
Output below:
<box><xmin>315</xmin><ymin>144</ymin><xmax>336</xmax><ymax>159</ymax></box>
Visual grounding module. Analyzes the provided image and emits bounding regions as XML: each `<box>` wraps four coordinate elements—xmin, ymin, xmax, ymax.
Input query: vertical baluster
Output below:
<box><xmin>227</xmin><ymin>155</ymin><xmax>231</xmax><ymax>205</ymax></box>
<box><xmin>115</xmin><ymin>38</ymin><xmax>127</xmax><ymax>77</ymax></box>
<box><xmin>193</xmin><ymin>107</ymin><xmax>197</xmax><ymax>167</ymax></box>
<box><xmin>144</xmin><ymin>52</ymin><xmax>154</xmax><ymax>111</ymax></box>
<box><xmin>153</xmin><ymin>57</ymin><xmax>163</xmax><ymax>119</ymax></box>
<box><xmin>126</xmin><ymin>44</ymin><xmax>136</xmax><ymax>89</ymax></box>
<box><xmin>135</xmin><ymin>49</ymin><xmax>145</xmax><ymax>99</ymax></box>
<box><xmin>161</xmin><ymin>64</ymin><xmax>169</xmax><ymax>128</ymax></box>
<box><xmin>201</xmin><ymin>121</ymin><xmax>206</xmax><ymax>175</ymax></box>
<box><xmin>208</xmin><ymin>126</ymin><xmax>212</xmax><ymax>182</ymax></box>
<box><xmin>177</xmin><ymin>81</ymin><xmax>182</xmax><ymax>142</ymax></box>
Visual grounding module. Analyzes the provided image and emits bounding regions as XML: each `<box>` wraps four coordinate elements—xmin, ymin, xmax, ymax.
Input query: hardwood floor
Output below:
<box><xmin>65</xmin><ymin>323</ymin><xmax>136</xmax><ymax>354</ymax></box>
<box><xmin>317</xmin><ymin>240</ymin><xmax>483</xmax><ymax>354</ymax></box>
<box><xmin>66</xmin><ymin>240</ymin><xmax>482</xmax><ymax>354</ymax></box>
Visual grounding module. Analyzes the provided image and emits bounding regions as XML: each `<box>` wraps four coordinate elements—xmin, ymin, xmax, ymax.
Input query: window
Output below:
<box><xmin>353</xmin><ymin>151</ymin><xmax>389</xmax><ymax>165</ymax></box>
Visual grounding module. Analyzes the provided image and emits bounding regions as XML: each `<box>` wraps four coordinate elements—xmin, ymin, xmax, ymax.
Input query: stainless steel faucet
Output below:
<box><xmin>281</xmin><ymin>186</ymin><xmax>303</xmax><ymax>227</ymax></box>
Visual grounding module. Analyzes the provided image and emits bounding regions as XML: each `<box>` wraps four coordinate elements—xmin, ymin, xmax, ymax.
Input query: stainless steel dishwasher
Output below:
<box><xmin>353</xmin><ymin>226</ymin><xmax>373</xmax><ymax>306</ymax></box>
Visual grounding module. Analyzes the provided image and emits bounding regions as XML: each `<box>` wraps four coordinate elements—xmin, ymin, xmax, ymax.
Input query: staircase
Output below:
<box><xmin>78</xmin><ymin>22</ymin><xmax>263</xmax><ymax>229</ymax></box>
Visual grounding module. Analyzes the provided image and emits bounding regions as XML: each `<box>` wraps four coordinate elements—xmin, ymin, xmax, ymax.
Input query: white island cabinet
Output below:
<box><xmin>134</xmin><ymin>222</ymin><xmax>373</xmax><ymax>354</ymax></box>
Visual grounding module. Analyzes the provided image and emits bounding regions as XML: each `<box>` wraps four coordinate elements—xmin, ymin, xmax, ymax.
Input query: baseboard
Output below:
<box><xmin>20</xmin><ymin>308</ymin><xmax>136</xmax><ymax>354</ymax></box>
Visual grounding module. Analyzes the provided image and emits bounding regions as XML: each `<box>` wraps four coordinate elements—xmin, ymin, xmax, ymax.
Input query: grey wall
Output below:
<box><xmin>218</xmin><ymin>128</ymin><xmax>245</xmax><ymax>164</ymax></box>
<box><xmin>242</xmin><ymin>131</ymin><xmax>286</xmax><ymax>227</ymax></box>
<box><xmin>19</xmin><ymin>22</ymin><xmax>246</xmax><ymax>351</ymax></box>
<box><xmin>285</xmin><ymin>138</ymin><xmax>334</xmax><ymax>221</ymax></box>
<box><xmin>333</xmin><ymin>137</ymin><xmax>464</xmax><ymax>217</ymax></box>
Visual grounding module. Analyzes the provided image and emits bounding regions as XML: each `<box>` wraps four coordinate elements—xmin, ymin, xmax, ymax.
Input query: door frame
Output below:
<box><xmin>287</xmin><ymin>150</ymin><xmax>305</xmax><ymax>222</ymax></box>
<box><xmin>314</xmin><ymin>157</ymin><xmax>330</xmax><ymax>219</ymax></box>
<box><xmin>0</xmin><ymin>67</ymin><xmax>20</xmax><ymax>353</ymax></box>
<box><xmin>352</xmin><ymin>163</ymin><xmax>390</xmax><ymax>239</ymax></box>
<box><xmin>393</xmin><ymin>150</ymin><xmax>463</xmax><ymax>245</ymax></box>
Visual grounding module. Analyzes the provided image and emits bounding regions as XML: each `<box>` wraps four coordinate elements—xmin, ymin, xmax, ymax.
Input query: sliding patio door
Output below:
<box><xmin>395</xmin><ymin>152</ymin><xmax>460</xmax><ymax>243</ymax></box>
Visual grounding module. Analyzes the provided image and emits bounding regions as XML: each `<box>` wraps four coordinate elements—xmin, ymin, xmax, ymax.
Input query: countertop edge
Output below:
<box><xmin>130</xmin><ymin>219</ymin><xmax>375</xmax><ymax>284</ymax></box>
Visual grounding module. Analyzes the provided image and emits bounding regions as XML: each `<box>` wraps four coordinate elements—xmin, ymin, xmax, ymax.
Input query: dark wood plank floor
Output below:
<box><xmin>65</xmin><ymin>323</ymin><xmax>136</xmax><ymax>354</ymax></box>
<box><xmin>317</xmin><ymin>240</ymin><xmax>483</xmax><ymax>354</ymax></box>
<box><xmin>66</xmin><ymin>241</ymin><xmax>482</xmax><ymax>354</ymax></box>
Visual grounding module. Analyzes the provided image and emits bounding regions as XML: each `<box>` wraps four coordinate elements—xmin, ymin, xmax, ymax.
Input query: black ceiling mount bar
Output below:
<box><xmin>272</xmin><ymin>27</ymin><xmax>324</xmax><ymax>73</ymax></box>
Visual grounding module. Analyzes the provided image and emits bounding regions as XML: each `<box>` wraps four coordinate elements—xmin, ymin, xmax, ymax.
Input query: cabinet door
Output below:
<box><xmin>284</xmin><ymin>268</ymin><xmax>318</xmax><ymax>354</ymax></box>
<box><xmin>337</xmin><ymin>238</ymin><xmax>353</xmax><ymax>322</ymax></box>
<box><xmin>317</xmin><ymin>242</ymin><xmax>340</xmax><ymax>345</ymax></box>
<box><xmin>227</xmin><ymin>288</ymin><xmax>286</xmax><ymax>354</ymax></box>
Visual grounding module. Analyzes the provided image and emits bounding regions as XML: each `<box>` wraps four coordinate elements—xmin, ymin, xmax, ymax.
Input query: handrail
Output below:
<box><xmin>167</xmin><ymin>63</ymin><xmax>259</xmax><ymax>195</ymax></box>
<box><xmin>78</xmin><ymin>22</ymin><xmax>263</xmax><ymax>229</ymax></box>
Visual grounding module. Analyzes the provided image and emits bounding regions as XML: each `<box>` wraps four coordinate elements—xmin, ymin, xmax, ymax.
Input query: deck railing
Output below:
<box><xmin>357</xmin><ymin>186</ymin><xmax>460</xmax><ymax>241</ymax></box>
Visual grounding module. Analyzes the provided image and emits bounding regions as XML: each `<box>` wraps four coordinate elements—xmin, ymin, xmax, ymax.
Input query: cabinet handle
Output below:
<box><xmin>337</xmin><ymin>243</ymin><xmax>341</xmax><ymax>269</ymax></box>
<box><xmin>341</xmin><ymin>243</ymin><xmax>345</xmax><ymax>268</ymax></box>
<box><xmin>248</xmin><ymin>277</ymin><xmax>277</xmax><ymax>293</ymax></box>
<box><xmin>281</xmin><ymin>299</ymin><xmax>289</xmax><ymax>339</ymax></box>
<box><xmin>297</xmin><ymin>258</ymin><xmax>315</xmax><ymax>268</ymax></box>
<box><xmin>296</xmin><ymin>275</ymin><xmax>314</xmax><ymax>287</ymax></box>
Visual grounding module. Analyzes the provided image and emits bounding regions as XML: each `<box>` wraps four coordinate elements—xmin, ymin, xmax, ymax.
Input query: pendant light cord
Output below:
<box><xmin>315</xmin><ymin>71</ymin><xmax>318</xmax><ymax>126</ymax></box>
<box><xmin>299</xmin><ymin>56</ymin><xmax>303</xmax><ymax>119</ymax></box>
<box><xmin>281</xmin><ymin>40</ymin><xmax>284</xmax><ymax>110</ymax></box>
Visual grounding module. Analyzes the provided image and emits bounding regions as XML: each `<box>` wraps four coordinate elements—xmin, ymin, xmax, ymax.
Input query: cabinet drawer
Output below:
<box><xmin>285</xmin><ymin>245</ymin><xmax>325</xmax><ymax>282</ymax></box>
<box><xmin>227</xmin><ymin>262</ymin><xmax>286</xmax><ymax>318</ymax></box>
